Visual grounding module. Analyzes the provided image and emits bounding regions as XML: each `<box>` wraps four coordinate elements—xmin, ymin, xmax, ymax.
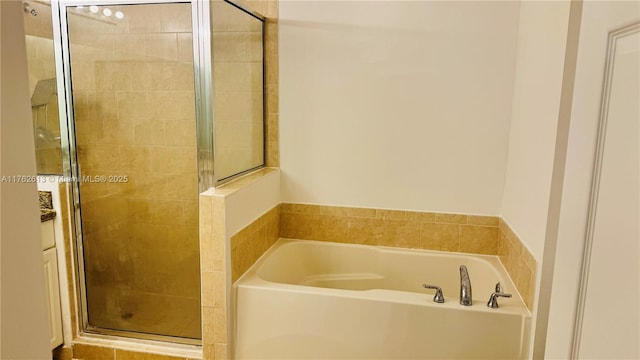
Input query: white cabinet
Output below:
<box><xmin>41</xmin><ymin>221</ymin><xmax>55</xmax><ymax>250</ymax></box>
<box><xmin>42</xmin><ymin>221</ymin><xmax>63</xmax><ymax>349</ymax></box>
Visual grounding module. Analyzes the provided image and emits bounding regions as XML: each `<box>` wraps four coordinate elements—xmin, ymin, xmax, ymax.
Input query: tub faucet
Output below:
<box><xmin>459</xmin><ymin>265</ymin><xmax>472</xmax><ymax>306</ymax></box>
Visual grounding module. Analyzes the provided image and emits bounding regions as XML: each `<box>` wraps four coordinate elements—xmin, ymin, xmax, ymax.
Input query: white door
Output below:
<box><xmin>546</xmin><ymin>1</ymin><xmax>639</xmax><ymax>359</ymax></box>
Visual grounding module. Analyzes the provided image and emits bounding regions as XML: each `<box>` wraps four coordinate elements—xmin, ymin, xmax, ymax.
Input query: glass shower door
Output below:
<box><xmin>63</xmin><ymin>2</ymin><xmax>201</xmax><ymax>341</ymax></box>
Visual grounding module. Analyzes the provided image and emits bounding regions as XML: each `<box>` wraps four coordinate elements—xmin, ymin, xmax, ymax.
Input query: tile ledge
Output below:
<box><xmin>203</xmin><ymin>168</ymin><xmax>278</xmax><ymax>197</ymax></box>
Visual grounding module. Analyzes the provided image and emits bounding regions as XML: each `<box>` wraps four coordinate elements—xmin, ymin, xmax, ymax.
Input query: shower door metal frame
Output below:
<box><xmin>51</xmin><ymin>0</ymin><xmax>212</xmax><ymax>345</ymax></box>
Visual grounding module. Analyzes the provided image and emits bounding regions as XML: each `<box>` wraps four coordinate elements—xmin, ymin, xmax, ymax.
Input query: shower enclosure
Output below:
<box><xmin>51</xmin><ymin>0</ymin><xmax>264</xmax><ymax>344</ymax></box>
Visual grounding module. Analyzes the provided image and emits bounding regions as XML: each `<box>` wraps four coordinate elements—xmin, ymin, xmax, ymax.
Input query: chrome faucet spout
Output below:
<box><xmin>459</xmin><ymin>265</ymin><xmax>472</xmax><ymax>306</ymax></box>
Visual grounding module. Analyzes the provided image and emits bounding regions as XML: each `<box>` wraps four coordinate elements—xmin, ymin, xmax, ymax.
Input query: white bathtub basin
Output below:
<box><xmin>234</xmin><ymin>239</ymin><xmax>531</xmax><ymax>359</ymax></box>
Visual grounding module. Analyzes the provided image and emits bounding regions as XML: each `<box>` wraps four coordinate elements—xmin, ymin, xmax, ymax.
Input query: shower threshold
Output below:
<box><xmin>74</xmin><ymin>331</ymin><xmax>202</xmax><ymax>358</ymax></box>
<box><xmin>84</xmin><ymin>326</ymin><xmax>201</xmax><ymax>346</ymax></box>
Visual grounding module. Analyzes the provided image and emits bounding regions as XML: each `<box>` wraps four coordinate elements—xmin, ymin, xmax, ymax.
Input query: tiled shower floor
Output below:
<box><xmin>87</xmin><ymin>286</ymin><xmax>201</xmax><ymax>340</ymax></box>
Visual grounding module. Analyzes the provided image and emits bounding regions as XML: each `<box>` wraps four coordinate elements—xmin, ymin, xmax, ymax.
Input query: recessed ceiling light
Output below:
<box><xmin>89</xmin><ymin>5</ymin><xmax>99</xmax><ymax>13</ymax></box>
<box><xmin>102</xmin><ymin>8</ymin><xmax>112</xmax><ymax>17</ymax></box>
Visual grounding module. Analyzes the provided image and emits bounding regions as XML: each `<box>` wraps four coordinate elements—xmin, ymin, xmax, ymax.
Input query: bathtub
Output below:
<box><xmin>234</xmin><ymin>239</ymin><xmax>531</xmax><ymax>359</ymax></box>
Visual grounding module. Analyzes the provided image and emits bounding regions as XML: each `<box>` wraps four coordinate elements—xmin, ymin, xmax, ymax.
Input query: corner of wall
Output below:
<box><xmin>0</xmin><ymin>2</ymin><xmax>52</xmax><ymax>357</ymax></box>
<box><xmin>499</xmin><ymin>0</ymin><xmax>574</xmax><ymax>317</ymax></box>
<box><xmin>498</xmin><ymin>218</ymin><xmax>538</xmax><ymax>310</ymax></box>
<box><xmin>199</xmin><ymin>167</ymin><xmax>280</xmax><ymax>360</ymax></box>
<box><xmin>500</xmin><ymin>0</ymin><xmax>572</xmax><ymax>263</ymax></box>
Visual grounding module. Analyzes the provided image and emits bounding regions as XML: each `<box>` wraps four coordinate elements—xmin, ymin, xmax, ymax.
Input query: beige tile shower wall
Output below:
<box><xmin>262</xmin><ymin>2</ymin><xmax>279</xmax><ymax>167</ymax></box>
<box><xmin>235</xmin><ymin>0</ymin><xmax>279</xmax><ymax>167</ymax></box>
<box><xmin>68</xmin><ymin>3</ymin><xmax>200</xmax><ymax>338</ymax></box>
<box><xmin>280</xmin><ymin>203</ymin><xmax>537</xmax><ymax>310</ymax></box>
<box><xmin>199</xmin><ymin>193</ymin><xmax>228</xmax><ymax>359</ymax></box>
<box><xmin>211</xmin><ymin>0</ymin><xmax>269</xmax><ymax>179</ymax></box>
<box><xmin>230</xmin><ymin>204</ymin><xmax>280</xmax><ymax>282</ymax></box>
<box><xmin>25</xmin><ymin>36</ymin><xmax>56</xmax><ymax>100</ymax></box>
<box><xmin>498</xmin><ymin>219</ymin><xmax>537</xmax><ymax>310</ymax></box>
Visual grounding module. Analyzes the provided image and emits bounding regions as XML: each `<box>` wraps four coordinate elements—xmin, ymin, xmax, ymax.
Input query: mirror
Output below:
<box><xmin>23</xmin><ymin>1</ymin><xmax>63</xmax><ymax>174</ymax></box>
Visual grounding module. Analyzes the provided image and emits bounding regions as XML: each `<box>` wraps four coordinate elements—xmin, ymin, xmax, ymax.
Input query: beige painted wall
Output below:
<box><xmin>0</xmin><ymin>1</ymin><xmax>51</xmax><ymax>357</ymax></box>
<box><xmin>493</xmin><ymin>2</ymin><xmax>573</xmax><ymax>356</ymax></box>
<box><xmin>501</xmin><ymin>0</ymin><xmax>572</xmax><ymax>262</ymax></box>
<box><xmin>279</xmin><ymin>0</ymin><xmax>521</xmax><ymax>215</ymax></box>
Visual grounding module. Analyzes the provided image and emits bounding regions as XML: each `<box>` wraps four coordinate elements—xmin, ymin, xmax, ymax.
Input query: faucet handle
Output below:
<box><xmin>422</xmin><ymin>284</ymin><xmax>445</xmax><ymax>303</ymax></box>
<box><xmin>487</xmin><ymin>292</ymin><xmax>512</xmax><ymax>308</ymax></box>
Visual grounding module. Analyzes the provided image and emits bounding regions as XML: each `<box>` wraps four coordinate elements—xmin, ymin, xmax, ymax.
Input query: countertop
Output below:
<box><xmin>39</xmin><ymin>191</ymin><xmax>56</xmax><ymax>222</ymax></box>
